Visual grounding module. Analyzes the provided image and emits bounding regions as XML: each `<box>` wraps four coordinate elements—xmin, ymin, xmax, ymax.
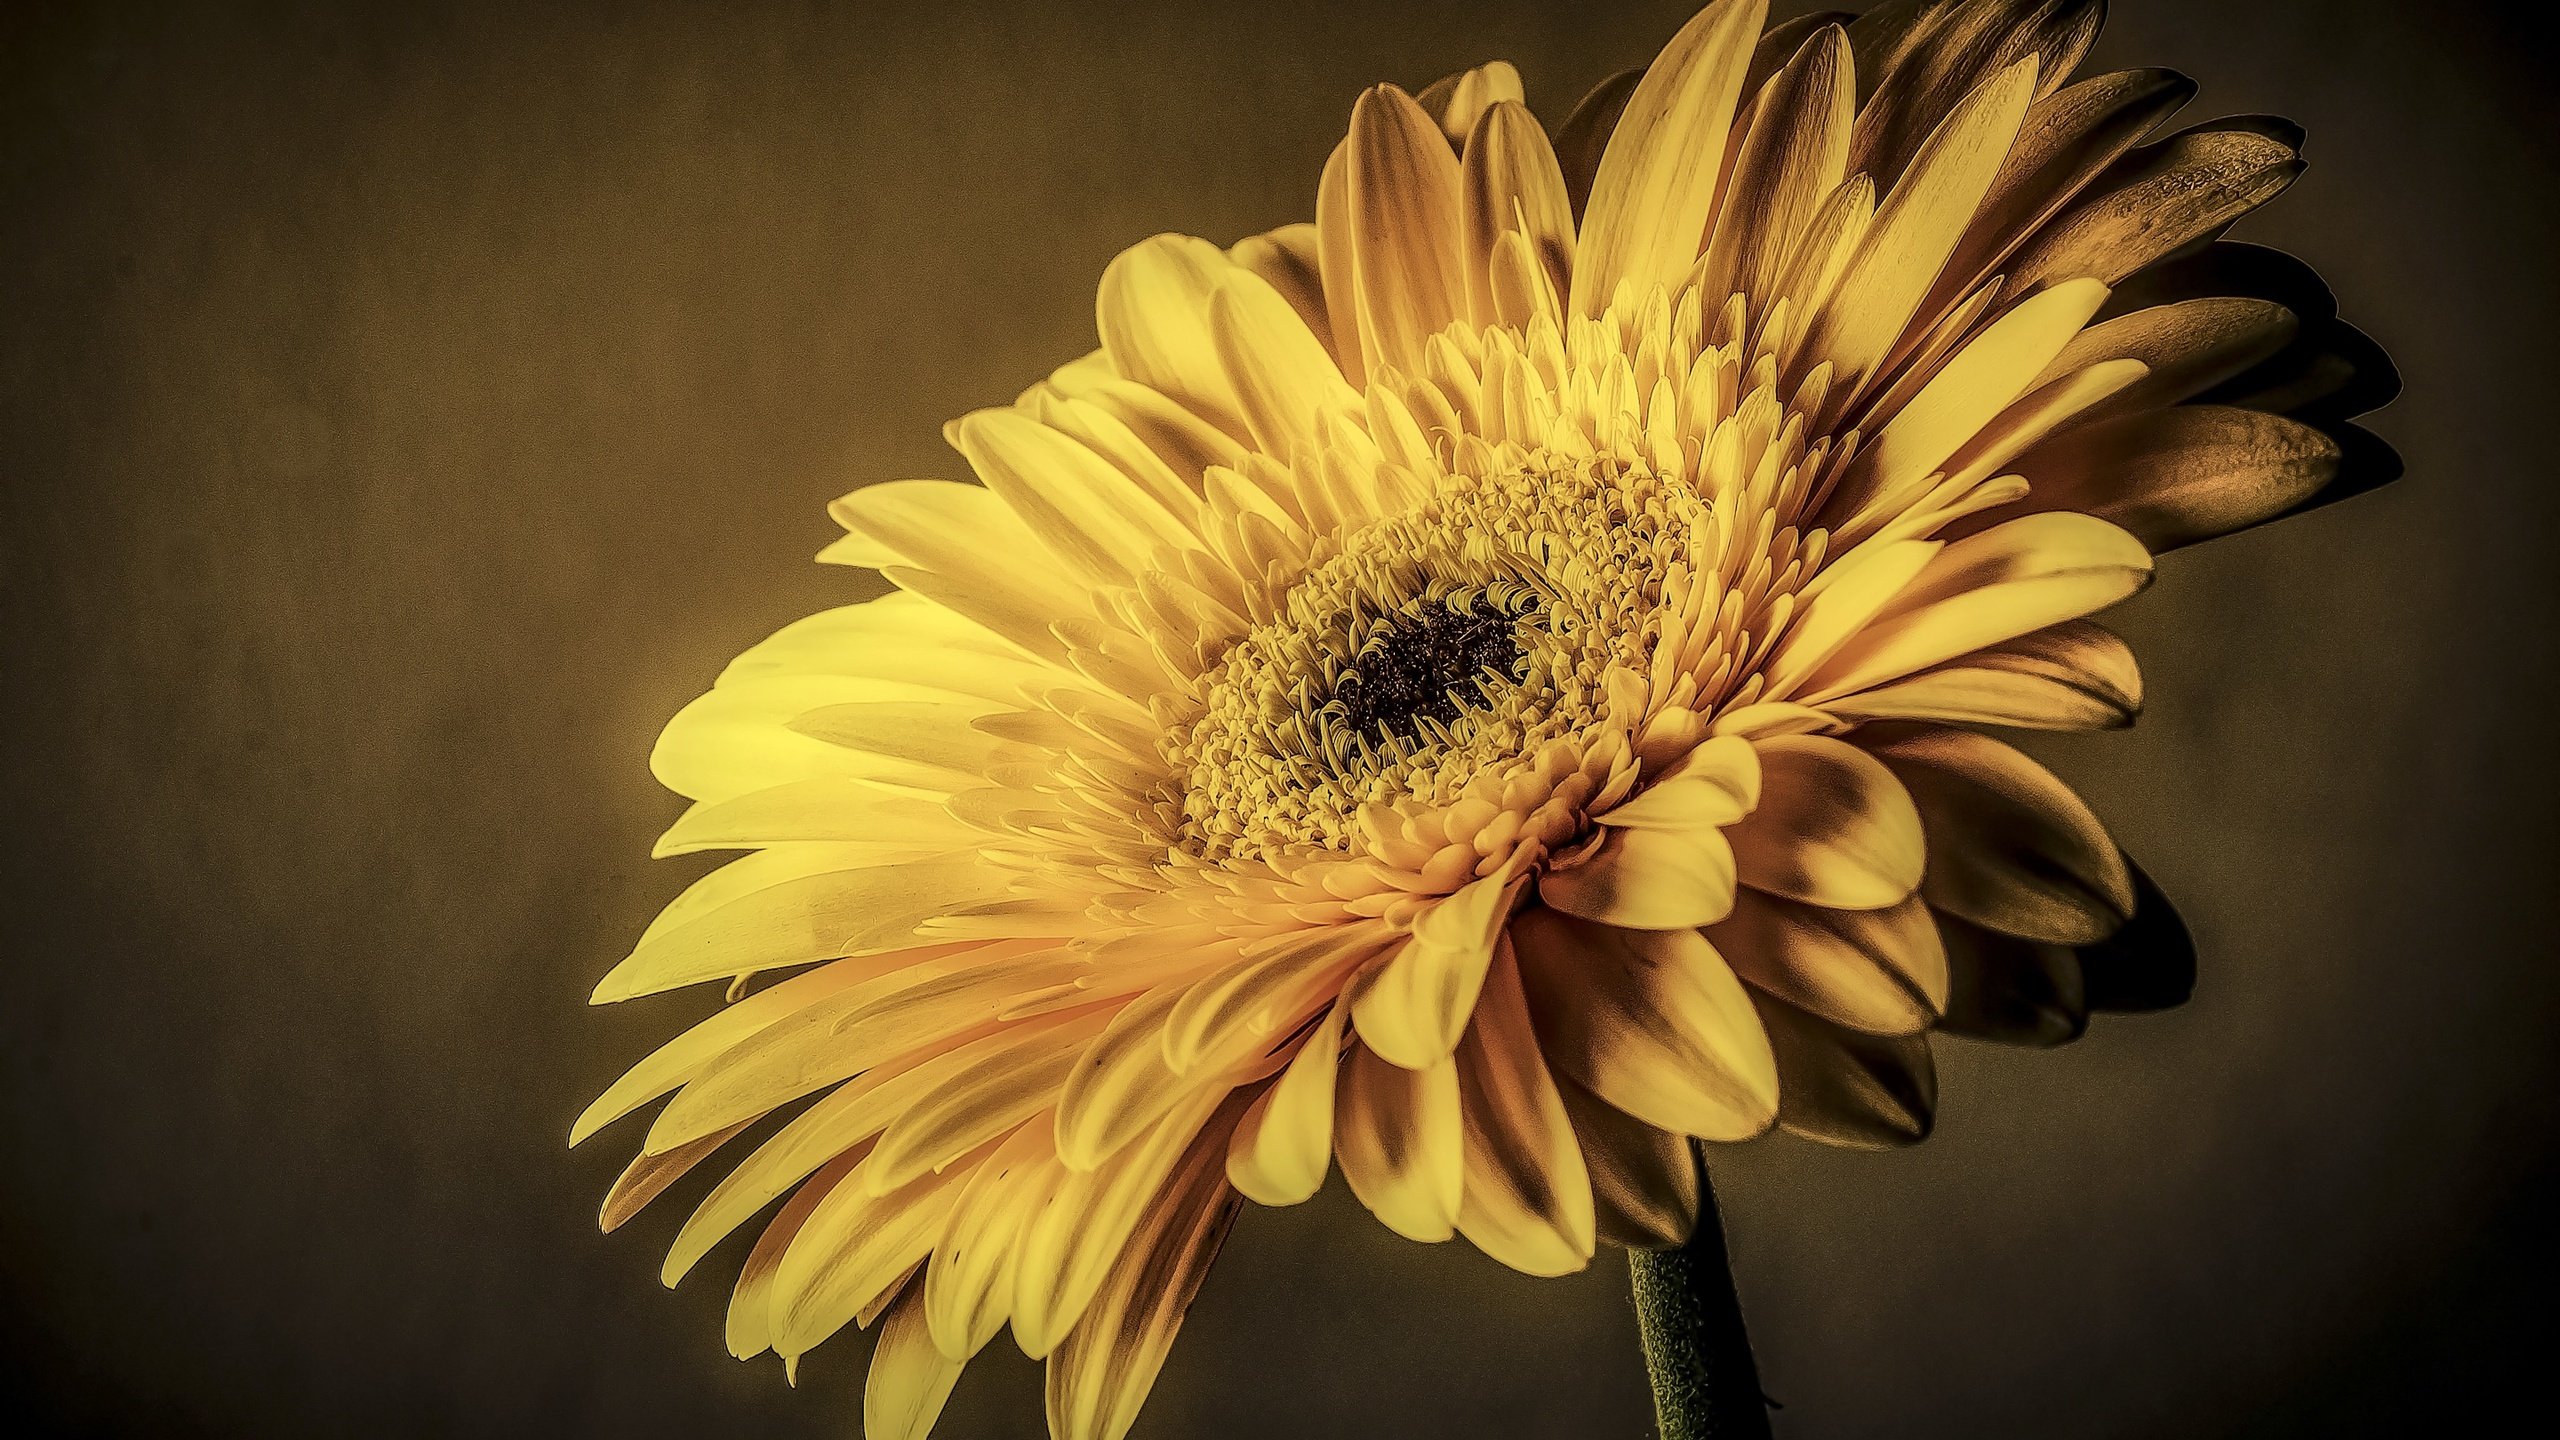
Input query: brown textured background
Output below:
<box><xmin>3</xmin><ymin>0</ymin><xmax>2554</xmax><ymax>1435</ymax></box>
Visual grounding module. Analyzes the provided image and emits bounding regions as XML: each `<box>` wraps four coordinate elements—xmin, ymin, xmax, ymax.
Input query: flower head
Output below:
<box><xmin>577</xmin><ymin>1</ymin><xmax>2392</xmax><ymax>1435</ymax></box>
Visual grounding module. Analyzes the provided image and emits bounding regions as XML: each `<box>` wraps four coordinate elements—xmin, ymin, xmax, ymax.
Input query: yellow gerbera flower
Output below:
<box><xmin>575</xmin><ymin>1</ymin><xmax>2394</xmax><ymax>1435</ymax></box>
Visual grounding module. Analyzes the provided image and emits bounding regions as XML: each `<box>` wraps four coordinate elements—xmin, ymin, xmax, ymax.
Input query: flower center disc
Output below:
<box><xmin>1161</xmin><ymin>457</ymin><xmax>1710</xmax><ymax>865</ymax></box>
<box><xmin>1331</xmin><ymin>595</ymin><xmax>1532</xmax><ymax>747</ymax></box>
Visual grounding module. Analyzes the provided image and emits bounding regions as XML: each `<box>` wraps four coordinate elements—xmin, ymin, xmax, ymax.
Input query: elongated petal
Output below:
<box><xmin>865</xmin><ymin>1010</ymin><xmax>1106</xmax><ymax>1195</ymax></box>
<box><xmin>2002</xmin><ymin>126</ymin><xmax>2302</xmax><ymax>299</ymax></box>
<box><xmin>950</xmin><ymin>408</ymin><xmax>1195</xmax><ymax>586</ymax></box>
<box><xmin>1572</xmin><ymin>0</ymin><xmax>1769</xmax><ymax>317</ymax></box>
<box><xmin>2003</xmin><ymin>405</ymin><xmax>2341</xmax><ymax>551</ymax></box>
<box><xmin>726</xmin><ymin>1155</ymin><xmax>859</xmax><ymax>1360</ymax></box>
<box><xmin>1512</xmin><ymin>906</ymin><xmax>1777</xmax><ymax>1140</ymax></box>
<box><xmin>1334</xmin><ymin>1043</ymin><xmax>1465</xmax><ymax>1241</ymax></box>
<box><xmin>1699</xmin><ymin>22</ymin><xmax>1851</xmax><ymax>316</ymax></box>
<box><xmin>865</xmin><ymin>1285</ymin><xmax>966</xmax><ymax>1440</ymax></box>
<box><xmin>591</xmin><ymin>858</ymin><xmax>1014</xmax><ymax>1003</ymax></box>
<box><xmin>1758</xmin><ymin>995</ymin><xmax>1937</xmax><ymax>1148</ymax></box>
<box><xmin>1460</xmin><ymin>100</ymin><xmax>1573</xmax><ymax>326</ymax></box>
<box><xmin>1044</xmin><ymin>1126</ymin><xmax>1240</xmax><ymax>1440</ymax></box>
<box><xmin>1796</xmin><ymin>512</ymin><xmax>2151</xmax><ymax>704</ymax></box>
<box><xmin>1596</xmin><ymin>734</ymin><xmax>1762</xmax><ymax>829</ymax></box>
<box><xmin>1354</xmin><ymin>871</ymin><xmax>1520</xmax><ymax>1067</ymax></box>
<box><xmin>1822</xmin><ymin>618</ymin><xmax>2140</xmax><ymax>731</ymax></box>
<box><xmin>1210</xmin><ymin>268</ymin><xmax>1359</xmax><ymax>455</ymax></box>
<box><xmin>1932</xmin><ymin>67</ymin><xmax>2198</xmax><ymax>313</ymax></box>
<box><xmin>1725</xmin><ymin>735</ymin><xmax>1924</xmax><ymax>909</ymax></box>
<box><xmin>1713</xmin><ymin>890</ymin><xmax>1945</xmax><ymax>1034</ymax></box>
<box><xmin>1554</xmin><ymin>70</ymin><xmax>1642</xmax><ymax>218</ymax></box>
<box><xmin>1799</xmin><ymin>57</ymin><xmax>2038</xmax><ymax>398</ymax></box>
<box><xmin>1553</xmin><ymin>1072</ymin><xmax>1698</xmax><ymax>1249</ymax></box>
<box><xmin>574</xmin><ymin>955</ymin><xmax>889</xmax><ymax>1143</ymax></box>
<box><xmin>1452</xmin><ymin>941</ymin><xmax>1596</xmax><ymax>1277</ymax></box>
<box><xmin>1851</xmin><ymin>0</ymin><xmax>2101</xmax><ymax>186</ymax></box>
<box><xmin>2034</xmin><ymin>297</ymin><xmax>2297</xmax><ymax>419</ymax></box>
<box><xmin>773</xmin><ymin>1160</ymin><xmax>976</xmax><ymax>1361</ymax></box>
<box><xmin>1345</xmin><ymin>85</ymin><xmax>1470</xmax><ymax>377</ymax></box>
<box><xmin>1225</xmin><ymin>1006</ymin><xmax>1347</xmax><ymax>1206</ymax></box>
<box><xmin>1833</xmin><ymin>277</ymin><xmax>2111</xmax><ymax>514</ymax></box>
<box><xmin>1867</xmin><ymin>727</ymin><xmax>2134</xmax><ymax>945</ymax></box>
<box><xmin>1096</xmin><ymin>234</ymin><xmax>1247</xmax><ymax>438</ymax></box>
<box><xmin>1014</xmin><ymin>1090</ymin><xmax>1228</xmax><ymax>1359</ymax></box>
<box><xmin>924</xmin><ymin>1120</ymin><xmax>1059</xmax><ymax>1360</ymax></box>
<box><xmin>1539</xmin><ymin>824</ymin><xmax>1739</xmax><ymax>930</ymax></box>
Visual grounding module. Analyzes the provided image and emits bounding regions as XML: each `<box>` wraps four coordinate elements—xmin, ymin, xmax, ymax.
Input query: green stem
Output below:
<box><xmin>1629</xmin><ymin>1154</ymin><xmax>1773</xmax><ymax>1440</ymax></box>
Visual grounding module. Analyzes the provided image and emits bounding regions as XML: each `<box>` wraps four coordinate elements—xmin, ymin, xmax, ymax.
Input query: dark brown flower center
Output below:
<box><xmin>1330</xmin><ymin>595</ymin><xmax>1530</xmax><ymax>745</ymax></box>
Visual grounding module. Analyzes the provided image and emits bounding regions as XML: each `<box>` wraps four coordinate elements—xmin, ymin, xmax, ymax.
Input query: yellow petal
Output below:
<box><xmin>1452</xmin><ymin>940</ymin><xmax>1596</xmax><ymax>1277</ymax></box>
<box><xmin>1933</xmin><ymin>67</ymin><xmax>2198</xmax><ymax>310</ymax></box>
<box><xmin>1459</xmin><ymin>100</ymin><xmax>1573</xmax><ymax>327</ymax></box>
<box><xmin>1931</xmin><ymin>354</ymin><xmax>2149</xmax><ymax>494</ymax></box>
<box><xmin>1225</xmin><ymin>1005</ymin><xmax>1347</xmax><ymax>1206</ymax></box>
<box><xmin>1571</xmin><ymin>0</ymin><xmax>1769</xmax><ymax>318</ymax></box>
<box><xmin>1597</xmin><ymin>733</ymin><xmax>1762</xmax><ymax>829</ymax></box>
<box><xmin>1012</xmin><ymin>1088</ymin><xmax>1229</xmax><ymax>1359</ymax></box>
<box><xmin>1344</xmin><ymin>85</ymin><xmax>1470</xmax><ymax>377</ymax></box>
<box><xmin>1850</xmin><ymin>0</ymin><xmax>2102</xmax><ymax>186</ymax></box>
<box><xmin>1712</xmin><ymin>890</ymin><xmax>1946</xmax><ymax>1034</ymax></box>
<box><xmin>1352</xmin><ymin>870</ymin><xmax>1520</xmax><ymax>1067</ymax></box>
<box><xmin>1759</xmin><ymin>537</ymin><xmax>1942</xmax><ymax>699</ymax></box>
<box><xmin>1334</xmin><ymin>1042</ymin><xmax>1465</xmax><ymax>1241</ymax></box>
<box><xmin>1095</xmin><ymin>233</ymin><xmax>1247</xmax><ymax>438</ymax></box>
<box><xmin>1511</xmin><ymin>906</ymin><xmax>1777</xmax><ymax>1140</ymax></box>
<box><xmin>1795</xmin><ymin>511</ymin><xmax>2152</xmax><ymax>705</ymax></box>
<box><xmin>648</xmin><ymin>949</ymin><xmax>1085</xmax><ymax>1149</ymax></box>
<box><xmin>714</xmin><ymin>592</ymin><xmax>1037</xmax><ymax>690</ymax></box>
<box><xmin>1726</xmin><ymin>735</ymin><xmax>1924</xmax><ymax>910</ymax></box>
<box><xmin>726</xmin><ymin>1153</ymin><xmax>859</xmax><ymax>1360</ymax></box>
<box><xmin>1553</xmin><ymin>70</ymin><xmax>1641</xmax><ymax>219</ymax></box>
<box><xmin>1209</xmin><ymin>268</ymin><xmax>1359</xmax><ymax>455</ymax></box>
<box><xmin>1553</xmin><ymin>1071</ymin><xmax>1698</xmax><ymax>1249</ymax></box>
<box><xmin>2032</xmin><ymin>297</ymin><xmax>2297</xmax><ymax>420</ymax></box>
<box><xmin>653</xmin><ymin>780</ymin><xmax>974</xmax><ymax>860</ymax></box>
<box><xmin>924</xmin><ymin>1119</ymin><xmax>1059</xmax><ymax>1360</ymax></box>
<box><xmin>1822</xmin><ymin>618</ymin><xmax>2140</xmax><ymax>731</ymax></box>
<box><xmin>1798</xmin><ymin>57</ymin><xmax>2038</xmax><ymax>400</ymax></box>
<box><xmin>651</xmin><ymin>675</ymin><xmax>926</xmax><ymax>805</ymax></box>
<box><xmin>950</xmin><ymin>407</ymin><xmax>1195</xmax><ymax>587</ymax></box>
<box><xmin>1043</xmin><ymin>1125</ymin><xmax>1240</xmax><ymax>1440</ymax></box>
<box><xmin>2004</xmin><ymin>405</ymin><xmax>2341</xmax><ymax>551</ymax></box>
<box><xmin>590</xmin><ymin>856</ymin><xmax>1015</xmax><ymax>1003</ymax></box>
<box><xmin>1418</xmin><ymin>60</ymin><xmax>1527</xmax><ymax>145</ymax></box>
<box><xmin>1053</xmin><ymin>984</ymin><xmax>1198</xmax><ymax>1172</ymax></box>
<box><xmin>574</xmin><ymin>954</ymin><xmax>885</xmax><ymax>1144</ymax></box>
<box><xmin>864</xmin><ymin>1284</ymin><xmax>966</xmax><ymax>1440</ymax></box>
<box><xmin>1313</xmin><ymin>139</ymin><xmax>1369</xmax><ymax>389</ymax></box>
<box><xmin>1227</xmin><ymin>223</ymin><xmax>1334</xmax><ymax>366</ymax></box>
<box><xmin>786</xmin><ymin>699</ymin><xmax>1010</xmax><ymax>791</ymax></box>
<box><xmin>1759</xmin><ymin>994</ymin><xmax>1937</xmax><ymax>1148</ymax></box>
<box><xmin>1697</xmin><ymin>21</ymin><xmax>1851</xmax><ymax>316</ymax></box>
<box><xmin>1538</xmin><ymin>823</ymin><xmax>1739</xmax><ymax>931</ymax></box>
<box><xmin>1164</xmin><ymin>924</ymin><xmax>1378</xmax><ymax>1075</ymax></box>
<box><xmin>772</xmin><ymin>1158</ymin><xmax>976</xmax><ymax>1361</ymax></box>
<box><xmin>598</xmin><ymin>1121</ymin><xmax>749</xmax><ymax>1233</ymax></box>
<box><xmin>1832</xmin><ymin>276</ymin><xmax>2112</xmax><ymax>515</ymax></box>
<box><xmin>1867</xmin><ymin>727</ymin><xmax>2134</xmax><ymax>944</ymax></box>
<box><xmin>864</xmin><ymin>1009</ymin><xmax>1108</xmax><ymax>1195</ymax></box>
<box><xmin>2002</xmin><ymin>126</ymin><xmax>2302</xmax><ymax>298</ymax></box>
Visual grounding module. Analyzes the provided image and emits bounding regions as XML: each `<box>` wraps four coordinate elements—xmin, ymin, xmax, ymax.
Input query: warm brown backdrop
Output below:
<box><xmin>4</xmin><ymin>0</ymin><xmax>2553</xmax><ymax>1435</ymax></box>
